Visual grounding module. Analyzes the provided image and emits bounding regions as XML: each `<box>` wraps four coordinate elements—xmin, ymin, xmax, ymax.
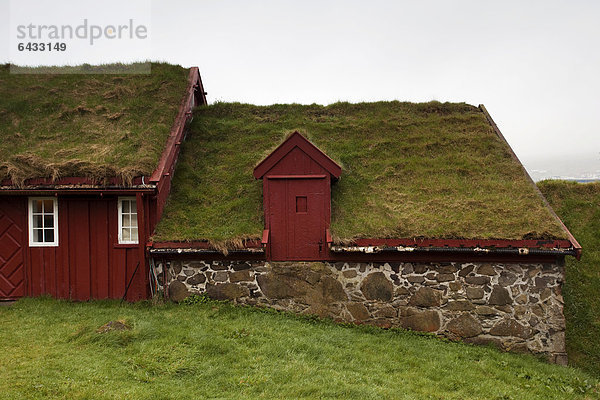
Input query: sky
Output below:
<box><xmin>1</xmin><ymin>0</ymin><xmax>599</xmax><ymax>179</ymax></box>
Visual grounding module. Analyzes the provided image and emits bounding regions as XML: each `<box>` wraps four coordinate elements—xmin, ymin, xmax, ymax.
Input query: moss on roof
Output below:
<box><xmin>153</xmin><ymin>101</ymin><xmax>568</xmax><ymax>244</ymax></box>
<box><xmin>0</xmin><ymin>63</ymin><xmax>189</xmax><ymax>185</ymax></box>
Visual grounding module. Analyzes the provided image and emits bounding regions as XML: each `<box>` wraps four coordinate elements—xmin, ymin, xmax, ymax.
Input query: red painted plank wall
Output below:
<box><xmin>0</xmin><ymin>195</ymin><xmax>148</xmax><ymax>301</ymax></box>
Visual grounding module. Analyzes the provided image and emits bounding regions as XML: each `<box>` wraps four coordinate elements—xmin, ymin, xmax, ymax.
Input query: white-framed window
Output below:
<box><xmin>118</xmin><ymin>197</ymin><xmax>138</xmax><ymax>244</ymax></box>
<box><xmin>28</xmin><ymin>197</ymin><xmax>59</xmax><ymax>247</ymax></box>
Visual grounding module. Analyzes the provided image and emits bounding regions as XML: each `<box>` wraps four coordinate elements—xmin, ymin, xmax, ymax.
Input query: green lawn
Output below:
<box><xmin>538</xmin><ymin>180</ymin><xmax>600</xmax><ymax>378</ymax></box>
<box><xmin>0</xmin><ymin>297</ymin><xmax>597</xmax><ymax>399</ymax></box>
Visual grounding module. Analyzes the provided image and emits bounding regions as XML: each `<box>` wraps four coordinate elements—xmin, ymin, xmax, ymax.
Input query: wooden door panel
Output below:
<box><xmin>268</xmin><ymin>177</ymin><xmax>326</xmax><ymax>261</ymax></box>
<box><xmin>0</xmin><ymin>201</ymin><xmax>25</xmax><ymax>299</ymax></box>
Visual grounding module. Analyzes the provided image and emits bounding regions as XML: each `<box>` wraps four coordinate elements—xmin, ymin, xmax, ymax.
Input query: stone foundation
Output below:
<box><xmin>154</xmin><ymin>259</ymin><xmax>567</xmax><ymax>364</ymax></box>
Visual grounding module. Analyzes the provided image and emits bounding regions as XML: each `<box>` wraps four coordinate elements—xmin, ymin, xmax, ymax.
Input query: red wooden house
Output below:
<box><xmin>0</xmin><ymin>69</ymin><xmax>582</xmax><ymax>362</ymax></box>
<box><xmin>0</xmin><ymin>64</ymin><xmax>206</xmax><ymax>301</ymax></box>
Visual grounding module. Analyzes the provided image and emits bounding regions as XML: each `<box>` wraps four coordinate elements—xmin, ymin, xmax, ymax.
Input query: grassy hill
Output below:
<box><xmin>0</xmin><ymin>297</ymin><xmax>597</xmax><ymax>399</ymax></box>
<box><xmin>538</xmin><ymin>180</ymin><xmax>600</xmax><ymax>378</ymax></box>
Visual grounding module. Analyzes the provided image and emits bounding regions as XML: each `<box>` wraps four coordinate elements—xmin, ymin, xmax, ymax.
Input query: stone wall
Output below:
<box><xmin>155</xmin><ymin>259</ymin><xmax>567</xmax><ymax>364</ymax></box>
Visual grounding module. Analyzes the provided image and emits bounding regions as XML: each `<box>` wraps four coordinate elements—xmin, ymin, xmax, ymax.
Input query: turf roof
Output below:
<box><xmin>0</xmin><ymin>63</ymin><xmax>190</xmax><ymax>185</ymax></box>
<box><xmin>153</xmin><ymin>101</ymin><xmax>568</xmax><ymax>244</ymax></box>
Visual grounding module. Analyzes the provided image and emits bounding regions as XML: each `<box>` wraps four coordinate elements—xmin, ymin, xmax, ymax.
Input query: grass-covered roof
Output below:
<box><xmin>153</xmin><ymin>101</ymin><xmax>568</xmax><ymax>244</ymax></box>
<box><xmin>0</xmin><ymin>63</ymin><xmax>189</xmax><ymax>185</ymax></box>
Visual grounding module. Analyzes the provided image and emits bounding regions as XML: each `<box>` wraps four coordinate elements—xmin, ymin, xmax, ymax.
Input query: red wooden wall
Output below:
<box><xmin>0</xmin><ymin>195</ymin><xmax>148</xmax><ymax>301</ymax></box>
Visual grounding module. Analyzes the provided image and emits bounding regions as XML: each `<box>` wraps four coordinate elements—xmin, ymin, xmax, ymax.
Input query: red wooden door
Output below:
<box><xmin>0</xmin><ymin>200</ymin><xmax>25</xmax><ymax>299</ymax></box>
<box><xmin>268</xmin><ymin>177</ymin><xmax>326</xmax><ymax>260</ymax></box>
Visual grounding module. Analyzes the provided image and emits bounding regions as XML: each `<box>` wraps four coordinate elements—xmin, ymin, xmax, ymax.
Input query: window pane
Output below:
<box><xmin>44</xmin><ymin>215</ymin><xmax>54</xmax><ymax>228</ymax></box>
<box><xmin>33</xmin><ymin>215</ymin><xmax>43</xmax><ymax>228</ymax></box>
<box><xmin>122</xmin><ymin>214</ymin><xmax>130</xmax><ymax>228</ymax></box>
<box><xmin>122</xmin><ymin>200</ymin><xmax>129</xmax><ymax>213</ymax></box>
<box><xmin>130</xmin><ymin>201</ymin><xmax>137</xmax><ymax>213</ymax></box>
<box><xmin>43</xmin><ymin>199</ymin><xmax>54</xmax><ymax>213</ymax></box>
<box><xmin>34</xmin><ymin>229</ymin><xmax>44</xmax><ymax>242</ymax></box>
<box><xmin>130</xmin><ymin>228</ymin><xmax>138</xmax><ymax>243</ymax></box>
<box><xmin>121</xmin><ymin>228</ymin><xmax>130</xmax><ymax>242</ymax></box>
<box><xmin>44</xmin><ymin>229</ymin><xmax>54</xmax><ymax>243</ymax></box>
<box><xmin>33</xmin><ymin>200</ymin><xmax>43</xmax><ymax>213</ymax></box>
<box><xmin>130</xmin><ymin>215</ymin><xmax>138</xmax><ymax>228</ymax></box>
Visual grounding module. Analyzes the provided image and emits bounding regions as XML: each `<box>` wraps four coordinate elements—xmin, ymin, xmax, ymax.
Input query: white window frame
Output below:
<box><xmin>118</xmin><ymin>197</ymin><xmax>139</xmax><ymax>245</ymax></box>
<box><xmin>28</xmin><ymin>197</ymin><xmax>59</xmax><ymax>247</ymax></box>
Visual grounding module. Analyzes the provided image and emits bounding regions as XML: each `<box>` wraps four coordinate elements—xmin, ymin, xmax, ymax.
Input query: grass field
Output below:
<box><xmin>538</xmin><ymin>180</ymin><xmax>600</xmax><ymax>378</ymax></box>
<box><xmin>0</xmin><ymin>297</ymin><xmax>597</xmax><ymax>399</ymax></box>
<box><xmin>153</xmin><ymin>101</ymin><xmax>566</xmax><ymax>245</ymax></box>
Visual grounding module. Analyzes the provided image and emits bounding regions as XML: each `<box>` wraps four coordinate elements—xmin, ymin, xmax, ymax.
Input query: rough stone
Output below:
<box><xmin>438</xmin><ymin>264</ymin><xmax>458</xmax><ymax>274</ymax></box>
<box><xmin>232</xmin><ymin>262</ymin><xmax>252</xmax><ymax>271</ymax></box>
<box><xmin>373</xmin><ymin>305</ymin><xmax>397</xmax><ymax>318</ymax></box>
<box><xmin>458</xmin><ymin>264</ymin><xmax>475</xmax><ymax>277</ymax></box>
<box><xmin>477</xmin><ymin>264</ymin><xmax>497</xmax><ymax>276</ymax></box>
<box><xmin>408</xmin><ymin>287</ymin><xmax>442</xmax><ymax>307</ymax></box>
<box><xmin>475</xmin><ymin>306</ymin><xmax>498</xmax><ymax>316</ymax></box>
<box><xmin>361</xmin><ymin>272</ymin><xmax>394</xmax><ymax>301</ymax></box>
<box><xmin>436</xmin><ymin>273</ymin><xmax>455</xmax><ymax>282</ymax></box>
<box><xmin>402</xmin><ymin>264</ymin><xmax>414</xmax><ymax>275</ymax></box>
<box><xmin>490</xmin><ymin>319</ymin><xmax>533</xmax><ymax>339</ymax></box>
<box><xmin>488</xmin><ymin>285</ymin><xmax>512</xmax><ymax>306</ymax></box>
<box><xmin>229</xmin><ymin>270</ymin><xmax>252</xmax><ymax>283</ymax></box>
<box><xmin>407</xmin><ymin>276</ymin><xmax>425</xmax><ymax>283</ymax></box>
<box><xmin>372</xmin><ymin>319</ymin><xmax>392</xmax><ymax>329</ymax></box>
<box><xmin>446</xmin><ymin>314</ymin><xmax>483</xmax><ymax>337</ymax></box>
<box><xmin>320</xmin><ymin>276</ymin><xmax>348</xmax><ymax>302</ymax></box>
<box><xmin>445</xmin><ymin>300</ymin><xmax>474</xmax><ymax>311</ymax></box>
<box><xmin>400</xmin><ymin>310</ymin><xmax>440</xmax><ymax>332</ymax></box>
<box><xmin>211</xmin><ymin>263</ymin><xmax>229</xmax><ymax>271</ymax></box>
<box><xmin>465</xmin><ymin>276</ymin><xmax>490</xmax><ymax>285</ymax></box>
<box><xmin>395</xmin><ymin>287</ymin><xmax>410</xmax><ymax>296</ymax></box>
<box><xmin>494</xmin><ymin>304</ymin><xmax>512</xmax><ymax>313</ymax></box>
<box><xmin>346</xmin><ymin>302</ymin><xmax>370</xmax><ymax>321</ymax></box>
<box><xmin>187</xmin><ymin>273</ymin><xmax>206</xmax><ymax>286</ymax></box>
<box><xmin>172</xmin><ymin>261</ymin><xmax>182</xmax><ymax>275</ymax></box>
<box><xmin>206</xmin><ymin>283</ymin><xmax>249</xmax><ymax>300</ymax></box>
<box><xmin>540</xmin><ymin>288</ymin><xmax>552</xmax><ymax>301</ymax></box>
<box><xmin>466</xmin><ymin>287</ymin><xmax>484</xmax><ymax>300</ymax></box>
<box><xmin>342</xmin><ymin>269</ymin><xmax>357</xmax><ymax>279</ymax></box>
<box><xmin>449</xmin><ymin>281</ymin><xmax>462</xmax><ymax>291</ymax></box>
<box><xmin>214</xmin><ymin>271</ymin><xmax>228</xmax><ymax>282</ymax></box>
<box><xmin>413</xmin><ymin>264</ymin><xmax>428</xmax><ymax>274</ymax></box>
<box><xmin>168</xmin><ymin>280</ymin><xmax>189</xmax><ymax>302</ymax></box>
<box><xmin>535</xmin><ymin>276</ymin><xmax>555</xmax><ymax>288</ymax></box>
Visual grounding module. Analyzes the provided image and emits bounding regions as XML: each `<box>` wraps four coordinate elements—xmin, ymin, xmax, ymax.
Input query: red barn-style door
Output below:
<box><xmin>0</xmin><ymin>199</ymin><xmax>25</xmax><ymax>299</ymax></box>
<box><xmin>268</xmin><ymin>177</ymin><xmax>327</xmax><ymax>260</ymax></box>
<box><xmin>254</xmin><ymin>132</ymin><xmax>342</xmax><ymax>261</ymax></box>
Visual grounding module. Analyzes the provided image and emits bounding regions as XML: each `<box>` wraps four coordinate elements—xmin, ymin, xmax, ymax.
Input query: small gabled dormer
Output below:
<box><xmin>253</xmin><ymin>132</ymin><xmax>341</xmax><ymax>261</ymax></box>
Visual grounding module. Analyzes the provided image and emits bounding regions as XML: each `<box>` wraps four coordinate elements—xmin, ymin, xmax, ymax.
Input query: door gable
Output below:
<box><xmin>253</xmin><ymin>131</ymin><xmax>341</xmax><ymax>179</ymax></box>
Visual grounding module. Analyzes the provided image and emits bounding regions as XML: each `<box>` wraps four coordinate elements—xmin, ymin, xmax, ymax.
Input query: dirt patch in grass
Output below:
<box><xmin>0</xmin><ymin>63</ymin><xmax>189</xmax><ymax>186</ymax></box>
<box><xmin>96</xmin><ymin>319</ymin><xmax>131</xmax><ymax>333</ymax></box>
<box><xmin>153</xmin><ymin>101</ymin><xmax>567</xmax><ymax>244</ymax></box>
